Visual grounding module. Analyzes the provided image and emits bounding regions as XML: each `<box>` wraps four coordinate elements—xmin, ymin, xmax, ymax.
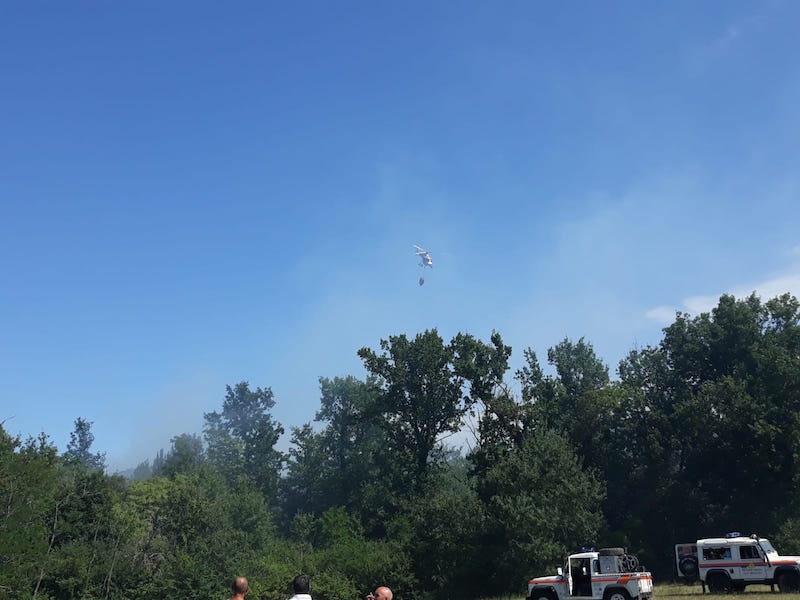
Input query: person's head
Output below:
<box><xmin>232</xmin><ymin>577</ymin><xmax>249</xmax><ymax>596</ymax></box>
<box><xmin>293</xmin><ymin>574</ymin><xmax>311</xmax><ymax>595</ymax></box>
<box><xmin>374</xmin><ymin>586</ymin><xmax>393</xmax><ymax>600</ymax></box>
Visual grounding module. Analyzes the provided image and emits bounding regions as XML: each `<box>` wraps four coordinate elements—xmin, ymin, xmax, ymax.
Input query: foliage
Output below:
<box><xmin>253</xmin><ymin>509</ymin><xmax>412</xmax><ymax>600</ymax></box>
<box><xmin>204</xmin><ymin>381</ymin><xmax>285</xmax><ymax>502</ymax></box>
<box><xmin>399</xmin><ymin>454</ymin><xmax>485</xmax><ymax>600</ymax></box>
<box><xmin>474</xmin><ymin>430</ymin><xmax>605</xmax><ymax>594</ymax></box>
<box><xmin>774</xmin><ymin>518</ymin><xmax>800</xmax><ymax>555</ymax></box>
<box><xmin>357</xmin><ymin>329</ymin><xmax>474</xmax><ymax>492</ymax></box>
<box><xmin>357</xmin><ymin>329</ymin><xmax>511</xmax><ymax>495</ymax></box>
<box><xmin>0</xmin><ymin>430</ymin><xmax>58</xmax><ymax>598</ymax></box>
<box><xmin>611</xmin><ymin>293</ymin><xmax>800</xmax><ymax>573</ymax></box>
<box><xmin>280</xmin><ymin>376</ymin><xmax>384</xmax><ymax>527</ymax></box>
<box><xmin>157</xmin><ymin>433</ymin><xmax>205</xmax><ymax>478</ymax></box>
<box><xmin>5</xmin><ymin>294</ymin><xmax>800</xmax><ymax>598</ymax></box>
<box><xmin>64</xmin><ymin>418</ymin><xmax>105</xmax><ymax>471</ymax></box>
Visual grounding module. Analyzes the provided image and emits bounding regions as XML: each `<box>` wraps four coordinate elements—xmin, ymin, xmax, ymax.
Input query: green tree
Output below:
<box><xmin>131</xmin><ymin>459</ymin><xmax>152</xmax><ymax>481</ymax></box>
<box><xmin>0</xmin><ymin>427</ymin><xmax>59</xmax><ymax>598</ymax></box>
<box><xmin>129</xmin><ymin>468</ymin><xmax>274</xmax><ymax>600</ymax></box>
<box><xmin>64</xmin><ymin>417</ymin><xmax>106</xmax><ymax>472</ymax></box>
<box><xmin>475</xmin><ymin>430</ymin><xmax>605</xmax><ymax>595</ymax></box>
<box><xmin>400</xmin><ymin>451</ymin><xmax>485</xmax><ymax>600</ymax></box>
<box><xmin>358</xmin><ymin>329</ymin><xmax>465</xmax><ymax>490</ymax></box>
<box><xmin>357</xmin><ymin>329</ymin><xmax>511</xmax><ymax>494</ymax></box>
<box><xmin>33</xmin><ymin>469</ymin><xmax>125</xmax><ymax>600</ymax></box>
<box><xmin>543</xmin><ymin>338</ymin><xmax>611</xmax><ymax>463</ymax></box>
<box><xmin>281</xmin><ymin>423</ymin><xmax>330</xmax><ymax>519</ymax></box>
<box><xmin>468</xmin><ymin>341</ymin><xmax>609</xmax><ymax>595</ymax></box>
<box><xmin>254</xmin><ymin>508</ymin><xmax>414</xmax><ymax>600</ymax></box>
<box><xmin>160</xmin><ymin>433</ymin><xmax>205</xmax><ymax>478</ymax></box>
<box><xmin>204</xmin><ymin>382</ymin><xmax>285</xmax><ymax>500</ymax></box>
<box><xmin>613</xmin><ymin>293</ymin><xmax>800</xmax><ymax>576</ymax></box>
<box><xmin>281</xmin><ymin>376</ymin><xmax>384</xmax><ymax>523</ymax></box>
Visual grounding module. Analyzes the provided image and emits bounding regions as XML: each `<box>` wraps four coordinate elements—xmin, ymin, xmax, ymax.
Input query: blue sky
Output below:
<box><xmin>2</xmin><ymin>1</ymin><xmax>799</xmax><ymax>472</ymax></box>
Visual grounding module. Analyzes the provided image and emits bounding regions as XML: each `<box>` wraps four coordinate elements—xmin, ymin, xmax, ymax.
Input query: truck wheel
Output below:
<box><xmin>533</xmin><ymin>591</ymin><xmax>554</xmax><ymax>600</ymax></box>
<box><xmin>678</xmin><ymin>556</ymin><xmax>699</xmax><ymax>580</ymax></box>
<box><xmin>777</xmin><ymin>571</ymin><xmax>800</xmax><ymax>593</ymax></box>
<box><xmin>707</xmin><ymin>573</ymin><xmax>732</xmax><ymax>594</ymax></box>
<box><xmin>604</xmin><ymin>589</ymin><xmax>631</xmax><ymax>600</ymax></box>
<box><xmin>598</xmin><ymin>548</ymin><xmax>625</xmax><ymax>556</ymax></box>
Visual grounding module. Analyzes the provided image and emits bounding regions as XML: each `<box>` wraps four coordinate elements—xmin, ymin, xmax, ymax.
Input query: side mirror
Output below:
<box><xmin>557</xmin><ymin>567</ymin><xmax>563</xmax><ymax>576</ymax></box>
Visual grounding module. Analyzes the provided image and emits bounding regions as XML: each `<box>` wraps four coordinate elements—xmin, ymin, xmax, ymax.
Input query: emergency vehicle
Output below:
<box><xmin>527</xmin><ymin>548</ymin><xmax>653</xmax><ymax>600</ymax></box>
<box><xmin>674</xmin><ymin>532</ymin><xmax>800</xmax><ymax>593</ymax></box>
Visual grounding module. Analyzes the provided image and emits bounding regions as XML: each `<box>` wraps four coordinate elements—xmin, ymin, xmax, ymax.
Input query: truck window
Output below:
<box><xmin>739</xmin><ymin>546</ymin><xmax>760</xmax><ymax>560</ymax></box>
<box><xmin>703</xmin><ymin>546</ymin><xmax>731</xmax><ymax>561</ymax></box>
<box><xmin>759</xmin><ymin>540</ymin><xmax>776</xmax><ymax>554</ymax></box>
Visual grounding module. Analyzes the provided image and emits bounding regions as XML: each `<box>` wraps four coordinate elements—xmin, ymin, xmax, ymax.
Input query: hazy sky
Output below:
<box><xmin>2</xmin><ymin>1</ymin><xmax>799</xmax><ymax>472</ymax></box>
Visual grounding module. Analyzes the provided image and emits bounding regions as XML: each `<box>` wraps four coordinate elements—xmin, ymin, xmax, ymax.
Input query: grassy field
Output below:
<box><xmin>484</xmin><ymin>583</ymin><xmax>800</xmax><ymax>600</ymax></box>
<box><xmin>655</xmin><ymin>582</ymin><xmax>800</xmax><ymax>600</ymax></box>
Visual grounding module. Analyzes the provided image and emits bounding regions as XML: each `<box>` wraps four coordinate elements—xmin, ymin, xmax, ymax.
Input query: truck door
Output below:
<box><xmin>736</xmin><ymin>544</ymin><xmax>767</xmax><ymax>582</ymax></box>
<box><xmin>569</xmin><ymin>558</ymin><xmax>591</xmax><ymax>597</ymax></box>
<box><xmin>590</xmin><ymin>559</ymin><xmax>603</xmax><ymax>598</ymax></box>
<box><xmin>566</xmin><ymin>559</ymin><xmax>575</xmax><ymax>597</ymax></box>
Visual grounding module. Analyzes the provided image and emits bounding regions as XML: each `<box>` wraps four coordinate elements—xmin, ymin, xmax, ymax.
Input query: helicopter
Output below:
<box><xmin>414</xmin><ymin>245</ymin><xmax>433</xmax><ymax>268</ymax></box>
<box><xmin>414</xmin><ymin>245</ymin><xmax>433</xmax><ymax>286</ymax></box>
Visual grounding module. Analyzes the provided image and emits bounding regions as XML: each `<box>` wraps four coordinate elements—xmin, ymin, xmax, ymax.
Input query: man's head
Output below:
<box><xmin>293</xmin><ymin>574</ymin><xmax>311</xmax><ymax>595</ymax></box>
<box><xmin>232</xmin><ymin>577</ymin><xmax>249</xmax><ymax>596</ymax></box>
<box><xmin>375</xmin><ymin>586</ymin><xmax>393</xmax><ymax>600</ymax></box>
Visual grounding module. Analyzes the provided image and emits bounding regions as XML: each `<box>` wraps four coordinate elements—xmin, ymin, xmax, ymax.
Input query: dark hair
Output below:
<box><xmin>293</xmin><ymin>574</ymin><xmax>310</xmax><ymax>594</ymax></box>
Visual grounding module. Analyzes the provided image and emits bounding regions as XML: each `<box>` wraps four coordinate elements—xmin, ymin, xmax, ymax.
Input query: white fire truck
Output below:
<box><xmin>674</xmin><ymin>533</ymin><xmax>800</xmax><ymax>593</ymax></box>
<box><xmin>528</xmin><ymin>548</ymin><xmax>653</xmax><ymax>600</ymax></box>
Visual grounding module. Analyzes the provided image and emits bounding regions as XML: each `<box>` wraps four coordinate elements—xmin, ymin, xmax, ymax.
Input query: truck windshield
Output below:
<box><xmin>759</xmin><ymin>540</ymin><xmax>777</xmax><ymax>555</ymax></box>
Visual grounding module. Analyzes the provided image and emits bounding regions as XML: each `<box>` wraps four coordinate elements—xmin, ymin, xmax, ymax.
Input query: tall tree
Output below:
<box><xmin>545</xmin><ymin>338</ymin><xmax>612</xmax><ymax>463</ymax></box>
<box><xmin>465</xmin><ymin>340</ymin><xmax>611</xmax><ymax>594</ymax></box>
<box><xmin>64</xmin><ymin>418</ymin><xmax>106</xmax><ymax>471</ymax></box>
<box><xmin>612</xmin><ymin>293</ymin><xmax>800</xmax><ymax>575</ymax></box>
<box><xmin>402</xmin><ymin>451</ymin><xmax>486</xmax><ymax>600</ymax></box>
<box><xmin>160</xmin><ymin>433</ymin><xmax>205</xmax><ymax>478</ymax></box>
<box><xmin>281</xmin><ymin>376</ymin><xmax>385</xmax><ymax>522</ymax></box>
<box><xmin>357</xmin><ymin>329</ymin><xmax>511</xmax><ymax>494</ymax></box>
<box><xmin>475</xmin><ymin>430</ymin><xmax>605</xmax><ymax>594</ymax></box>
<box><xmin>204</xmin><ymin>382</ymin><xmax>285</xmax><ymax>500</ymax></box>
<box><xmin>358</xmin><ymin>330</ymin><xmax>462</xmax><ymax>488</ymax></box>
<box><xmin>281</xmin><ymin>423</ymin><xmax>329</xmax><ymax>520</ymax></box>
